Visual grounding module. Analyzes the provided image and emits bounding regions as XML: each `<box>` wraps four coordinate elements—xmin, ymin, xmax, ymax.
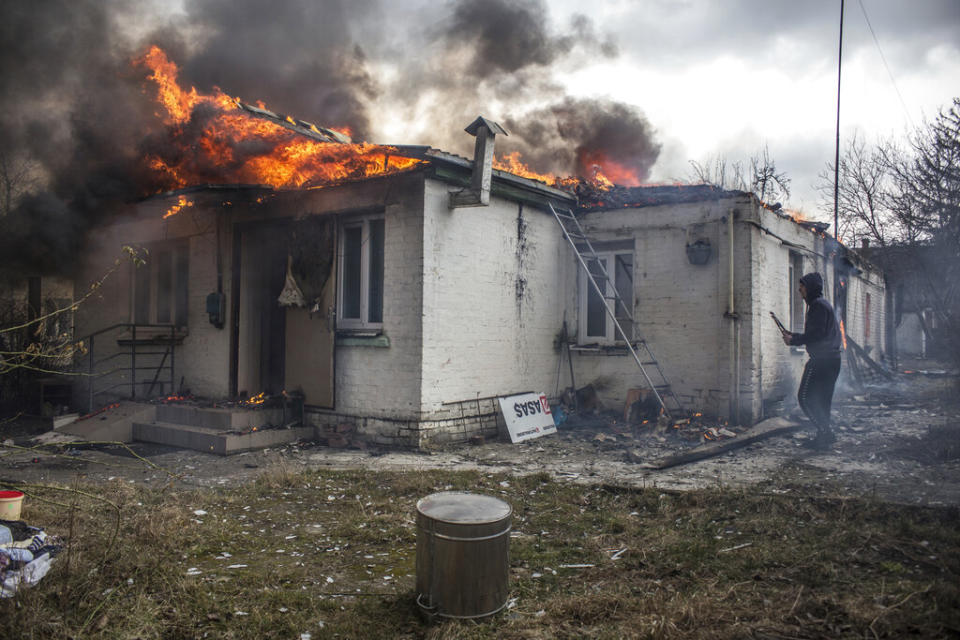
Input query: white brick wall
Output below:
<box><xmin>75</xmin><ymin>177</ymin><xmax>888</xmax><ymax>445</ymax></box>
<box><xmin>325</xmin><ymin>176</ymin><xmax>425</xmax><ymax>431</ymax></box>
<box><xmin>570</xmin><ymin>197</ymin><xmax>887</xmax><ymax>425</ymax></box>
<box><xmin>417</xmin><ymin>180</ymin><xmax>569</xmax><ymax>435</ymax></box>
<box><xmin>573</xmin><ymin>198</ymin><xmax>745</xmax><ymax>419</ymax></box>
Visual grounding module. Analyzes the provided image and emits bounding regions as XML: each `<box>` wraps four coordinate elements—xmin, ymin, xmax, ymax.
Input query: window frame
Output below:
<box><xmin>788</xmin><ymin>252</ymin><xmax>804</xmax><ymax>332</ymax></box>
<box><xmin>132</xmin><ymin>240</ymin><xmax>190</xmax><ymax>328</ymax></box>
<box><xmin>578</xmin><ymin>249</ymin><xmax>634</xmax><ymax>345</ymax></box>
<box><xmin>337</xmin><ymin>213</ymin><xmax>385</xmax><ymax>332</ymax></box>
<box><xmin>864</xmin><ymin>292</ymin><xmax>871</xmax><ymax>339</ymax></box>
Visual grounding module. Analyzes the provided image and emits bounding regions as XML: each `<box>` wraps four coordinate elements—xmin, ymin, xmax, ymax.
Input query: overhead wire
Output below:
<box><xmin>857</xmin><ymin>0</ymin><xmax>916</xmax><ymax>129</ymax></box>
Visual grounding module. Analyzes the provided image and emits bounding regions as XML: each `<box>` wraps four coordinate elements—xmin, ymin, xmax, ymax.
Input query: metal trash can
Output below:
<box><xmin>415</xmin><ymin>491</ymin><xmax>512</xmax><ymax>620</ymax></box>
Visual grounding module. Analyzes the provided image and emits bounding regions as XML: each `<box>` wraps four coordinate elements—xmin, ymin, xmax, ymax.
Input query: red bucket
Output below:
<box><xmin>0</xmin><ymin>490</ymin><xmax>25</xmax><ymax>520</ymax></box>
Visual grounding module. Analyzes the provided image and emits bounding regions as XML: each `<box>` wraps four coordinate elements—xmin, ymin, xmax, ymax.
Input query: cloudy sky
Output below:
<box><xmin>2</xmin><ymin>0</ymin><xmax>958</xmax><ymax>231</ymax></box>
<box><xmin>369</xmin><ymin>0</ymin><xmax>959</xmax><ymax>217</ymax></box>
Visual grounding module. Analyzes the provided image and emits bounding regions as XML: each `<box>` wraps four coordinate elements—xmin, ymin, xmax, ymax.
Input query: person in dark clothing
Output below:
<box><xmin>779</xmin><ymin>272</ymin><xmax>843</xmax><ymax>450</ymax></box>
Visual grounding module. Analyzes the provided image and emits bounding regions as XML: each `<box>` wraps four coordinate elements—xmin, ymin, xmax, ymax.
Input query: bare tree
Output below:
<box><xmin>828</xmin><ymin>99</ymin><xmax>960</xmax><ymax>367</ymax></box>
<box><xmin>688</xmin><ymin>155</ymin><xmax>747</xmax><ymax>192</ymax></box>
<box><xmin>903</xmin><ymin>99</ymin><xmax>960</xmax><ymax>366</ymax></box>
<box><xmin>817</xmin><ymin>132</ymin><xmax>907</xmax><ymax>247</ymax></box>
<box><xmin>749</xmin><ymin>145</ymin><xmax>791</xmax><ymax>205</ymax></box>
<box><xmin>689</xmin><ymin>145</ymin><xmax>789</xmax><ymax>205</ymax></box>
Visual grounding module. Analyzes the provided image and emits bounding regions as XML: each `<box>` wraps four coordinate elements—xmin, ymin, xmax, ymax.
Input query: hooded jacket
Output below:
<box><xmin>789</xmin><ymin>272</ymin><xmax>843</xmax><ymax>359</ymax></box>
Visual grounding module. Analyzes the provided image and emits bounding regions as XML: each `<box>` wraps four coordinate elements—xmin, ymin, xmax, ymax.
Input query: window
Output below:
<box><xmin>864</xmin><ymin>292</ymin><xmax>871</xmax><ymax>339</ymax></box>
<box><xmin>338</xmin><ymin>215</ymin><xmax>384</xmax><ymax>331</ymax></box>
<box><xmin>579</xmin><ymin>251</ymin><xmax>633</xmax><ymax>344</ymax></box>
<box><xmin>788</xmin><ymin>252</ymin><xmax>804</xmax><ymax>332</ymax></box>
<box><xmin>133</xmin><ymin>242</ymin><xmax>189</xmax><ymax>327</ymax></box>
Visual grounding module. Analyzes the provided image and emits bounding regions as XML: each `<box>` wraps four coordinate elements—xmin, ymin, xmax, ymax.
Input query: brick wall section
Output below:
<box><xmin>74</xmin><ymin>177</ymin><xmax>888</xmax><ymax>446</ymax></box>
<box><xmin>574</xmin><ymin>197</ymin><xmax>744</xmax><ymax>419</ymax></box>
<box><xmin>318</xmin><ymin>175</ymin><xmax>426</xmax><ymax>442</ymax></box>
<box><xmin>74</xmin><ymin>202</ymin><xmax>231</xmax><ymax>401</ymax></box>
<box><xmin>414</xmin><ymin>179</ymin><xmax>569</xmax><ymax>444</ymax></box>
<box><xmin>744</xmin><ymin>206</ymin><xmax>834</xmax><ymax>421</ymax></box>
<box><xmin>572</xmin><ymin>197</ymin><xmax>887</xmax><ymax>425</ymax></box>
<box><xmin>844</xmin><ymin>263</ymin><xmax>886</xmax><ymax>359</ymax></box>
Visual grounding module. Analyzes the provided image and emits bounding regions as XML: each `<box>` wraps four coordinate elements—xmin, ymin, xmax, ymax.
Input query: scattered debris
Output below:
<box><xmin>634</xmin><ymin>417</ymin><xmax>803</xmax><ymax>469</ymax></box>
<box><xmin>0</xmin><ymin>519</ymin><xmax>62</xmax><ymax>598</ymax></box>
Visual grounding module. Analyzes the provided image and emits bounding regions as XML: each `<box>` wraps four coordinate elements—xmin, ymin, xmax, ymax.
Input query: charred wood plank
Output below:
<box><xmin>632</xmin><ymin>417</ymin><xmax>803</xmax><ymax>470</ymax></box>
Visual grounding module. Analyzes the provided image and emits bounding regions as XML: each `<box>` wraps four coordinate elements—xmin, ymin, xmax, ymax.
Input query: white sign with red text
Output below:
<box><xmin>498</xmin><ymin>392</ymin><xmax>557</xmax><ymax>443</ymax></box>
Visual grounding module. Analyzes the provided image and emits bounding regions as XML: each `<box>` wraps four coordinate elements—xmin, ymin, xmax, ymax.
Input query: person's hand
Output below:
<box><xmin>781</xmin><ymin>331</ymin><xmax>792</xmax><ymax>345</ymax></box>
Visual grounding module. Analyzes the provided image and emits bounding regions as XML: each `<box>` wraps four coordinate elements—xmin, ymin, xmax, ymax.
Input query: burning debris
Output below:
<box><xmin>137</xmin><ymin>47</ymin><xmax>424</xmax><ymax>194</ymax></box>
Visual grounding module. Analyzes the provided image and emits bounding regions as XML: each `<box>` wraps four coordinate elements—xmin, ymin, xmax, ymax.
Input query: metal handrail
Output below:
<box><xmin>79</xmin><ymin>323</ymin><xmax>177</xmax><ymax>411</ymax></box>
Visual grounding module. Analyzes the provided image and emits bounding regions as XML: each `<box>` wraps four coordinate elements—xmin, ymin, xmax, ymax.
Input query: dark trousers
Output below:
<box><xmin>798</xmin><ymin>357</ymin><xmax>841</xmax><ymax>433</ymax></box>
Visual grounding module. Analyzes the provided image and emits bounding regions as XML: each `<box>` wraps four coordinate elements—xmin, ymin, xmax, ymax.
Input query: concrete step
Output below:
<box><xmin>155</xmin><ymin>404</ymin><xmax>286</xmax><ymax>430</ymax></box>
<box><xmin>132</xmin><ymin>421</ymin><xmax>314</xmax><ymax>456</ymax></box>
<box><xmin>57</xmin><ymin>402</ymin><xmax>156</xmax><ymax>443</ymax></box>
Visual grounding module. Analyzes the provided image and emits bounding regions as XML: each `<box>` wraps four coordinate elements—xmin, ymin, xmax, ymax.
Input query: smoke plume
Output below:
<box><xmin>0</xmin><ymin>0</ymin><xmax>660</xmax><ymax>273</ymax></box>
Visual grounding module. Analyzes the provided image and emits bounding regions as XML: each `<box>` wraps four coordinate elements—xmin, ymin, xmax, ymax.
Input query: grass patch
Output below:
<box><xmin>2</xmin><ymin>467</ymin><xmax>958</xmax><ymax>639</ymax></box>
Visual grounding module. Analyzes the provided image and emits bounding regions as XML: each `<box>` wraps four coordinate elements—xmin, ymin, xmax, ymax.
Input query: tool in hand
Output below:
<box><xmin>769</xmin><ymin>311</ymin><xmax>789</xmax><ymax>334</ymax></box>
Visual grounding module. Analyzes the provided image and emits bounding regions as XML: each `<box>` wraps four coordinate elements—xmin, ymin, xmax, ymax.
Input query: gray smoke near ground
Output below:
<box><xmin>0</xmin><ymin>0</ymin><xmax>659</xmax><ymax>273</ymax></box>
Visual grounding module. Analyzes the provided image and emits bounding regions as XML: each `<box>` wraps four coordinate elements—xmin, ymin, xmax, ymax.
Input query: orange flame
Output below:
<box><xmin>492</xmin><ymin>150</ymin><xmax>625</xmax><ymax>191</ymax></box>
<box><xmin>136</xmin><ymin>46</ymin><xmax>423</xmax><ymax>192</ymax></box>
<box><xmin>243</xmin><ymin>391</ymin><xmax>267</xmax><ymax>406</ymax></box>
<box><xmin>164</xmin><ymin>196</ymin><xmax>194</xmax><ymax>219</ymax></box>
<box><xmin>839</xmin><ymin>319</ymin><xmax>847</xmax><ymax>350</ymax></box>
<box><xmin>493</xmin><ymin>151</ymin><xmax>557</xmax><ymax>184</ymax></box>
<box><xmin>578</xmin><ymin>151</ymin><xmax>642</xmax><ymax>187</ymax></box>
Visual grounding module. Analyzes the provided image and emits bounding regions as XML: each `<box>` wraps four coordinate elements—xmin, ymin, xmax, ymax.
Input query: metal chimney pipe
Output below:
<box><xmin>450</xmin><ymin>116</ymin><xmax>507</xmax><ymax>208</ymax></box>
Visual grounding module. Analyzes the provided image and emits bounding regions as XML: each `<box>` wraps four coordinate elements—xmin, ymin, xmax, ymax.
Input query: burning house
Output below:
<box><xmin>66</xmin><ymin>48</ymin><xmax>887</xmax><ymax>450</ymax></box>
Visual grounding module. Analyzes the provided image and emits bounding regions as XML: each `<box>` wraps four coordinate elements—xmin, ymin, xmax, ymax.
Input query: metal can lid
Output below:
<box><xmin>416</xmin><ymin>491</ymin><xmax>511</xmax><ymax>524</ymax></box>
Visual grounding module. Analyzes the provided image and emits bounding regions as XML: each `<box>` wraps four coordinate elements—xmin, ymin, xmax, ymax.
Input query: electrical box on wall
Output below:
<box><xmin>206</xmin><ymin>292</ymin><xmax>225</xmax><ymax>329</ymax></box>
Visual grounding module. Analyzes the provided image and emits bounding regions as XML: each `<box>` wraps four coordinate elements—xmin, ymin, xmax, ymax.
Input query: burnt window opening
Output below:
<box><xmin>579</xmin><ymin>251</ymin><xmax>633</xmax><ymax>344</ymax></box>
<box><xmin>788</xmin><ymin>252</ymin><xmax>804</xmax><ymax>332</ymax></box>
<box><xmin>132</xmin><ymin>241</ymin><xmax>189</xmax><ymax>328</ymax></box>
<box><xmin>338</xmin><ymin>215</ymin><xmax>384</xmax><ymax>331</ymax></box>
<box><xmin>45</xmin><ymin>298</ymin><xmax>73</xmax><ymax>340</ymax></box>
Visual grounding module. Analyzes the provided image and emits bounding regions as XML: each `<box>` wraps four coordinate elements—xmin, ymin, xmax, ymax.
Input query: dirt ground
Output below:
<box><xmin>3</xmin><ymin>363</ymin><xmax>959</xmax><ymax>507</ymax></box>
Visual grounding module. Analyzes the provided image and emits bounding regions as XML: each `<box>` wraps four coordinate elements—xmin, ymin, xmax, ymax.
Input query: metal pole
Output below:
<box><xmin>833</xmin><ymin>0</ymin><xmax>844</xmax><ymax>242</ymax></box>
<box><xmin>88</xmin><ymin>334</ymin><xmax>94</xmax><ymax>412</ymax></box>
<box><xmin>131</xmin><ymin>324</ymin><xmax>136</xmax><ymax>399</ymax></box>
<box><xmin>170</xmin><ymin>325</ymin><xmax>175</xmax><ymax>395</ymax></box>
<box><xmin>832</xmin><ymin>0</ymin><xmax>845</xmax><ymax>311</ymax></box>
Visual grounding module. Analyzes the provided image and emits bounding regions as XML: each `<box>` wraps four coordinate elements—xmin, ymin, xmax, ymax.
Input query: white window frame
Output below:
<box><xmin>132</xmin><ymin>240</ymin><xmax>190</xmax><ymax>328</ymax></box>
<box><xmin>788</xmin><ymin>252</ymin><xmax>804</xmax><ymax>332</ymax></box>
<box><xmin>578</xmin><ymin>250</ymin><xmax>633</xmax><ymax>345</ymax></box>
<box><xmin>337</xmin><ymin>214</ymin><xmax>384</xmax><ymax>332</ymax></box>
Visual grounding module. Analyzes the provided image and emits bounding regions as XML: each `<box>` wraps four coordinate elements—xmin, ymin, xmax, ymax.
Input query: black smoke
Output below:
<box><xmin>0</xmin><ymin>0</ymin><xmax>659</xmax><ymax>274</ymax></box>
<box><xmin>0</xmin><ymin>0</ymin><xmax>381</xmax><ymax>274</ymax></box>
<box><xmin>503</xmin><ymin>98</ymin><xmax>662</xmax><ymax>183</ymax></box>
<box><xmin>409</xmin><ymin>0</ymin><xmax>656</xmax><ymax>181</ymax></box>
<box><xmin>0</xmin><ymin>0</ymin><xmax>155</xmax><ymax>274</ymax></box>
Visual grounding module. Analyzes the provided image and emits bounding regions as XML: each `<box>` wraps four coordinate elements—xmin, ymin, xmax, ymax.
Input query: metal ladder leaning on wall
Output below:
<box><xmin>550</xmin><ymin>203</ymin><xmax>684</xmax><ymax>420</ymax></box>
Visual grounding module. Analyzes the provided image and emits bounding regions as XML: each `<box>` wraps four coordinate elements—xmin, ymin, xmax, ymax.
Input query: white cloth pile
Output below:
<box><xmin>0</xmin><ymin>519</ymin><xmax>61</xmax><ymax>597</ymax></box>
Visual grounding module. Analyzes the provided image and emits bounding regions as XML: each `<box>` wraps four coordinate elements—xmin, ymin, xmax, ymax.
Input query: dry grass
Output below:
<box><xmin>1</xmin><ymin>467</ymin><xmax>958</xmax><ymax>639</ymax></box>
